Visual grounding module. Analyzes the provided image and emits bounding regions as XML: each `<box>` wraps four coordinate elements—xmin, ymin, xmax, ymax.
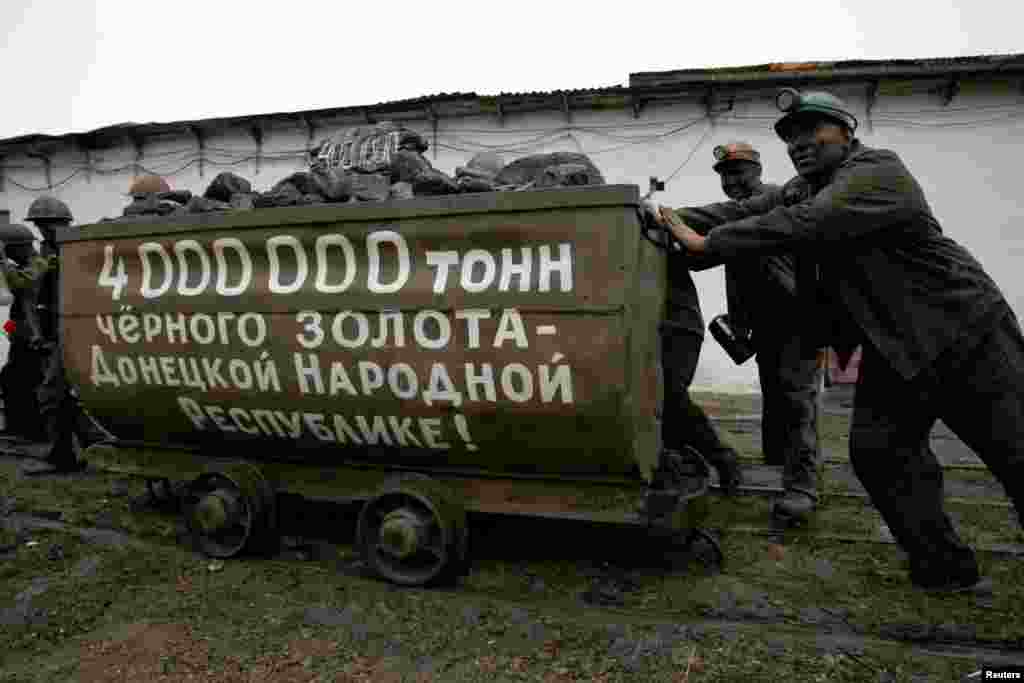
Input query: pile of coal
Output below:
<box><xmin>257</xmin><ymin>123</ymin><xmax>609</xmax><ymax>206</ymax></box>
<box><xmin>494</xmin><ymin>152</ymin><xmax>605</xmax><ymax>189</ymax></box>
<box><xmin>311</xmin><ymin>122</ymin><xmax>459</xmax><ymax>202</ymax></box>
<box><xmin>253</xmin><ymin>170</ymin><xmax>335</xmax><ymax>208</ymax></box>
<box><xmin>117</xmin><ymin>172</ymin><xmax>260</xmax><ymax>219</ymax></box>
<box><xmin>203</xmin><ymin>172</ymin><xmax>258</xmax><ymax>209</ymax></box>
<box><xmin>455</xmin><ymin>152</ymin><xmax>505</xmax><ymax>193</ymax></box>
<box><xmin>121</xmin><ymin>192</ymin><xmax>191</xmax><ymax>217</ymax></box>
<box><xmin>106</xmin><ymin>125</ymin><xmax>608</xmax><ymax>222</ymax></box>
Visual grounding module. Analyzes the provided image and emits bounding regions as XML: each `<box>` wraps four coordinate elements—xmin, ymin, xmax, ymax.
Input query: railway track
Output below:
<box><xmin>4</xmin><ymin>503</ymin><xmax>1024</xmax><ymax>670</ymax></box>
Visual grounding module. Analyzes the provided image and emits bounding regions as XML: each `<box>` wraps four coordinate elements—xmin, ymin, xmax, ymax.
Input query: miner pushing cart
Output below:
<box><xmin>44</xmin><ymin>182</ymin><xmax>720</xmax><ymax>586</ymax></box>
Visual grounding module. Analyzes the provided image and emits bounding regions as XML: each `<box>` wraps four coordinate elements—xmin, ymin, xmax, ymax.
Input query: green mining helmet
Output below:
<box><xmin>774</xmin><ymin>88</ymin><xmax>858</xmax><ymax>140</ymax></box>
<box><xmin>25</xmin><ymin>196</ymin><xmax>73</xmax><ymax>223</ymax></box>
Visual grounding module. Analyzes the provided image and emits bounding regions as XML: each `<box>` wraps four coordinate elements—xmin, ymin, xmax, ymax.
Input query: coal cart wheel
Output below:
<box><xmin>682</xmin><ymin>528</ymin><xmax>724</xmax><ymax>572</ymax></box>
<box><xmin>356</xmin><ymin>475</ymin><xmax>468</xmax><ymax>587</ymax></box>
<box><xmin>184</xmin><ymin>463</ymin><xmax>277</xmax><ymax>559</ymax></box>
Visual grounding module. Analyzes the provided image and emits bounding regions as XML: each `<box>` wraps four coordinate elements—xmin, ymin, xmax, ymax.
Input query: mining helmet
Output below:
<box><xmin>0</xmin><ymin>222</ymin><xmax>37</xmax><ymax>245</ymax></box>
<box><xmin>712</xmin><ymin>142</ymin><xmax>761</xmax><ymax>172</ymax></box>
<box><xmin>25</xmin><ymin>196</ymin><xmax>73</xmax><ymax>223</ymax></box>
<box><xmin>773</xmin><ymin>88</ymin><xmax>858</xmax><ymax>140</ymax></box>
<box><xmin>129</xmin><ymin>174</ymin><xmax>171</xmax><ymax>196</ymax></box>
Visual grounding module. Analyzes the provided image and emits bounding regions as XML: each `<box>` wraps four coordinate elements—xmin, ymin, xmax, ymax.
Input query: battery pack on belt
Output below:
<box><xmin>709</xmin><ymin>314</ymin><xmax>756</xmax><ymax>365</ymax></box>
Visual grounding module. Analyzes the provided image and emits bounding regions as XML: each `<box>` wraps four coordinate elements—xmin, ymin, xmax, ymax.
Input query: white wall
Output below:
<box><xmin>2</xmin><ymin>80</ymin><xmax>1022</xmax><ymax>393</ymax></box>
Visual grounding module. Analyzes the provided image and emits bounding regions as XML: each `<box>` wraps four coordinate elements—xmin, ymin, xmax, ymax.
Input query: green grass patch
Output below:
<box><xmin>0</xmin><ymin>390</ymin><xmax>1020</xmax><ymax>681</ymax></box>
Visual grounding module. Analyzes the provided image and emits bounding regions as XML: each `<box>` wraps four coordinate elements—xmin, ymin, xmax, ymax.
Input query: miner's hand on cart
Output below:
<box><xmin>642</xmin><ymin>203</ymin><xmax>728</xmax><ymax>261</ymax></box>
<box><xmin>655</xmin><ymin>207</ymin><xmax>707</xmax><ymax>254</ymax></box>
<box><xmin>638</xmin><ymin>200</ymin><xmax>687</xmax><ymax>253</ymax></box>
<box><xmin>639</xmin><ymin>201</ymin><xmax>724</xmax><ymax>274</ymax></box>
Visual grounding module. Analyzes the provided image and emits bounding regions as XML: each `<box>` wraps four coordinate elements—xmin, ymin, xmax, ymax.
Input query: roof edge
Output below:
<box><xmin>2</xmin><ymin>52</ymin><xmax>1022</xmax><ymax>152</ymax></box>
<box><xmin>630</xmin><ymin>52</ymin><xmax>1024</xmax><ymax>86</ymax></box>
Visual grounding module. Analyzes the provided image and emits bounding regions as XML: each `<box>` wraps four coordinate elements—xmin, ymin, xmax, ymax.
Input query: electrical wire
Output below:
<box><xmin>437</xmin><ymin>117</ymin><xmax>709</xmax><ymax>151</ymax></box>
<box><xmin>871</xmin><ymin>101</ymin><xmax>1024</xmax><ymax>115</ymax></box>
<box><xmin>435</xmin><ymin>118</ymin><xmax>711</xmax><ymax>159</ymax></box>
<box><xmin>661</xmin><ymin>121</ymin><xmax>715</xmax><ymax>185</ymax></box>
<box><xmin>4</xmin><ymin>100</ymin><xmax>1022</xmax><ymax>192</ymax></box>
<box><xmin>869</xmin><ymin>111</ymin><xmax>1024</xmax><ymax>127</ymax></box>
<box><xmin>432</xmin><ymin>114</ymin><xmax>732</xmax><ymax>134</ymax></box>
<box><xmin>5</xmin><ymin>168</ymin><xmax>85</xmax><ymax>192</ymax></box>
<box><xmin>439</xmin><ymin>128</ymin><xmax>570</xmax><ymax>151</ymax></box>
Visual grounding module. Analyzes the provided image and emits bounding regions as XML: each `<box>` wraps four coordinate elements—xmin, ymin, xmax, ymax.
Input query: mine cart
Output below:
<box><xmin>58</xmin><ymin>185</ymin><xmax>719</xmax><ymax>585</ymax></box>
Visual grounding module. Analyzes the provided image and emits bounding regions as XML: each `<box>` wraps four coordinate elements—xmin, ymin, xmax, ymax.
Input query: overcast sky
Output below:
<box><xmin>0</xmin><ymin>0</ymin><xmax>1018</xmax><ymax>139</ymax></box>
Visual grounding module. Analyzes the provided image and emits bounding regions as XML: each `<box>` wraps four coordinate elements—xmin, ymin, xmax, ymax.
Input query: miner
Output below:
<box><xmin>24</xmin><ymin>196</ymin><xmax>100</xmax><ymax>469</ymax></box>
<box><xmin>650</xmin><ymin>88</ymin><xmax>1023</xmax><ymax>594</ymax></box>
<box><xmin>703</xmin><ymin>141</ymin><xmax>821</xmax><ymax>522</ymax></box>
<box><xmin>0</xmin><ymin>222</ymin><xmax>47</xmax><ymax>439</ymax></box>
<box><xmin>655</xmin><ymin>158</ymin><xmax>744</xmax><ymax>497</ymax></box>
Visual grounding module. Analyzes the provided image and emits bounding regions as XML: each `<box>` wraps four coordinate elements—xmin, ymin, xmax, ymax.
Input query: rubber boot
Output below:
<box><xmin>637</xmin><ymin>449</ymin><xmax>715</xmax><ymax>518</ymax></box>
<box><xmin>705</xmin><ymin>447</ymin><xmax>743</xmax><ymax>496</ymax></box>
<box><xmin>771</xmin><ymin>487</ymin><xmax>817</xmax><ymax>525</ymax></box>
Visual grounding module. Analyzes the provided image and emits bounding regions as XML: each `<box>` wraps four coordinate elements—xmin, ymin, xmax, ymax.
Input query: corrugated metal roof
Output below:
<box><xmin>2</xmin><ymin>54</ymin><xmax>1021</xmax><ymax>151</ymax></box>
<box><xmin>0</xmin><ymin>88</ymin><xmax>637</xmax><ymax>152</ymax></box>
<box><xmin>491</xmin><ymin>86</ymin><xmax>629</xmax><ymax>98</ymax></box>
<box><xmin>630</xmin><ymin>53</ymin><xmax>1024</xmax><ymax>88</ymax></box>
<box><xmin>0</xmin><ymin>92</ymin><xmax>486</xmax><ymax>151</ymax></box>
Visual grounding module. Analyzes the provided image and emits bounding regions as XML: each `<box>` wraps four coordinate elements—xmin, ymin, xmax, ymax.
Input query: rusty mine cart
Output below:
<box><xmin>53</xmin><ymin>184</ymin><xmax>719</xmax><ymax>586</ymax></box>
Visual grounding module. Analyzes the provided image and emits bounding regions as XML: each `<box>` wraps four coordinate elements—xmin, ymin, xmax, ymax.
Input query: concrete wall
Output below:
<box><xmin>2</xmin><ymin>78</ymin><xmax>1021</xmax><ymax>392</ymax></box>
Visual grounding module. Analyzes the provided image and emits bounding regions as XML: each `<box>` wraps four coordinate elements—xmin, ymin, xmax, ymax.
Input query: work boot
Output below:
<box><xmin>771</xmin><ymin>487</ymin><xmax>818</xmax><ymax>524</ymax></box>
<box><xmin>705</xmin><ymin>448</ymin><xmax>743</xmax><ymax>496</ymax></box>
<box><xmin>41</xmin><ymin>413</ymin><xmax>84</xmax><ymax>472</ymax></box>
<box><xmin>637</xmin><ymin>447</ymin><xmax>721</xmax><ymax>517</ymax></box>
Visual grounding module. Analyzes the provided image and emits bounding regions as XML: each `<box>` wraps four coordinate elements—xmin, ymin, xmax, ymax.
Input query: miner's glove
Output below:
<box><xmin>639</xmin><ymin>201</ymin><xmax>681</xmax><ymax>252</ymax></box>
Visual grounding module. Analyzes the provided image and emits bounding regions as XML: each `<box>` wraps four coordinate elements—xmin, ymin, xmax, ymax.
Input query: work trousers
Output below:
<box><xmin>850</xmin><ymin>308</ymin><xmax>1024</xmax><ymax>588</ymax></box>
<box><xmin>37</xmin><ymin>345</ymin><xmax>67</xmax><ymax>420</ymax></box>
<box><xmin>37</xmin><ymin>345</ymin><xmax>78</xmax><ymax>466</ymax></box>
<box><xmin>755</xmin><ymin>330</ymin><xmax>820</xmax><ymax>491</ymax></box>
<box><xmin>0</xmin><ymin>337</ymin><xmax>44</xmax><ymax>439</ymax></box>
<box><xmin>660</xmin><ymin>328</ymin><xmax>735</xmax><ymax>463</ymax></box>
<box><xmin>726</xmin><ymin>257</ymin><xmax>820</xmax><ymax>491</ymax></box>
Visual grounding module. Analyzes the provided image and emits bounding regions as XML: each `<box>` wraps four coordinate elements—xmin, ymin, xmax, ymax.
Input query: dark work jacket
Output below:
<box><xmin>6</xmin><ymin>255</ymin><xmax>51</xmax><ymax>347</ymax></box>
<box><xmin>35</xmin><ymin>250</ymin><xmax>59</xmax><ymax>341</ymax></box>
<box><xmin>663</xmin><ymin>240</ymin><xmax>705</xmax><ymax>337</ymax></box>
<box><xmin>662</xmin><ymin>183</ymin><xmax>782</xmax><ymax>338</ymax></box>
<box><xmin>6</xmin><ymin>262</ymin><xmax>28</xmax><ymax>324</ymax></box>
<box><xmin>675</xmin><ymin>141</ymin><xmax>1008</xmax><ymax>380</ymax></box>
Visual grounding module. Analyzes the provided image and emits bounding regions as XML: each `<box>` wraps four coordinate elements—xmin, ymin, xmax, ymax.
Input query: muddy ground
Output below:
<box><xmin>1</xmin><ymin>389</ymin><xmax>1022</xmax><ymax>682</ymax></box>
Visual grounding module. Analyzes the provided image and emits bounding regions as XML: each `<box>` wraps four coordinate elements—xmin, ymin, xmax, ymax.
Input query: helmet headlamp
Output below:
<box><xmin>776</xmin><ymin>88</ymin><xmax>802</xmax><ymax>113</ymax></box>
